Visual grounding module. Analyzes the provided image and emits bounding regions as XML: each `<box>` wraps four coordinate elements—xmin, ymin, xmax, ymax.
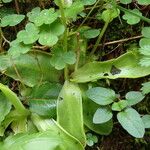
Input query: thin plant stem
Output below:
<box><xmin>57</xmin><ymin>0</ymin><xmax>69</xmax><ymax>80</ymax></box>
<box><xmin>78</xmin><ymin>0</ymin><xmax>101</xmax><ymax>29</ymax></box>
<box><xmin>90</xmin><ymin>21</ymin><xmax>109</xmax><ymax>55</ymax></box>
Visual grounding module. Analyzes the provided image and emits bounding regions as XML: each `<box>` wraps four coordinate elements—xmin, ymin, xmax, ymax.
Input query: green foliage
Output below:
<box><xmin>93</xmin><ymin>106</ymin><xmax>113</xmax><ymax>124</ymax></box>
<box><xmin>86</xmin><ymin>87</ymin><xmax>116</xmax><ymax>105</ymax></box>
<box><xmin>0</xmin><ymin>93</ymin><xmax>11</xmax><ymax>124</ymax></box>
<box><xmin>125</xmin><ymin>91</ymin><xmax>145</xmax><ymax>106</ymax></box>
<box><xmin>86</xmin><ymin>133</ymin><xmax>98</xmax><ymax>147</ymax></box>
<box><xmin>142</xmin><ymin>115</ymin><xmax>150</xmax><ymax>128</ymax></box>
<box><xmin>117</xmin><ymin>108</ymin><xmax>145</xmax><ymax>138</ymax></box>
<box><xmin>141</xmin><ymin>81</ymin><xmax>150</xmax><ymax>94</ymax></box>
<box><xmin>0</xmin><ymin>0</ymin><xmax>150</xmax><ymax>148</ymax></box>
<box><xmin>57</xmin><ymin>81</ymin><xmax>86</xmax><ymax>146</ymax></box>
<box><xmin>122</xmin><ymin>9</ymin><xmax>142</xmax><ymax>25</ymax></box>
<box><xmin>120</xmin><ymin>0</ymin><xmax>132</xmax><ymax>4</ymax></box>
<box><xmin>0</xmin><ymin>14</ymin><xmax>25</xmax><ymax>27</ymax></box>
<box><xmin>111</xmin><ymin>100</ymin><xmax>128</xmax><ymax>111</ymax></box>
<box><xmin>72</xmin><ymin>51</ymin><xmax>150</xmax><ymax>83</ymax></box>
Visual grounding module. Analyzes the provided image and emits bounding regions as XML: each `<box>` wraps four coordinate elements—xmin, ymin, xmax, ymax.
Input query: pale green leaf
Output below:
<box><xmin>111</xmin><ymin>100</ymin><xmax>128</xmax><ymax>111</ymax></box>
<box><xmin>0</xmin><ymin>92</ymin><xmax>11</xmax><ymax>124</ymax></box>
<box><xmin>83</xmin><ymin>29</ymin><xmax>100</xmax><ymax>39</ymax></box>
<box><xmin>139</xmin><ymin>38</ymin><xmax>150</xmax><ymax>48</ymax></box>
<box><xmin>140</xmin><ymin>56</ymin><xmax>150</xmax><ymax>67</ymax></box>
<box><xmin>142</xmin><ymin>27</ymin><xmax>150</xmax><ymax>38</ymax></box>
<box><xmin>93</xmin><ymin>107</ymin><xmax>113</xmax><ymax>124</ymax></box>
<box><xmin>139</xmin><ymin>45</ymin><xmax>150</xmax><ymax>56</ymax></box>
<box><xmin>17</xmin><ymin>23</ymin><xmax>39</xmax><ymax>44</ymax></box>
<box><xmin>86</xmin><ymin>87</ymin><xmax>116</xmax><ymax>105</ymax></box>
<box><xmin>82</xmin><ymin>0</ymin><xmax>96</xmax><ymax>5</ymax></box>
<box><xmin>120</xmin><ymin>0</ymin><xmax>132</xmax><ymax>4</ymax></box>
<box><xmin>125</xmin><ymin>91</ymin><xmax>145</xmax><ymax>106</ymax></box>
<box><xmin>141</xmin><ymin>81</ymin><xmax>150</xmax><ymax>94</ymax></box>
<box><xmin>0</xmin><ymin>14</ymin><xmax>25</xmax><ymax>27</ymax></box>
<box><xmin>137</xmin><ymin>0</ymin><xmax>150</xmax><ymax>5</ymax></box>
<box><xmin>71</xmin><ymin>51</ymin><xmax>150</xmax><ymax>83</ymax></box>
<box><xmin>117</xmin><ymin>108</ymin><xmax>145</xmax><ymax>138</ymax></box>
<box><xmin>142</xmin><ymin>115</ymin><xmax>150</xmax><ymax>128</ymax></box>
<box><xmin>57</xmin><ymin>81</ymin><xmax>86</xmax><ymax>146</ymax></box>
<box><xmin>122</xmin><ymin>9</ymin><xmax>142</xmax><ymax>25</ymax></box>
<box><xmin>2</xmin><ymin>120</ymin><xmax>84</xmax><ymax>150</ymax></box>
<box><xmin>2</xmin><ymin>0</ymin><xmax>12</xmax><ymax>3</ymax></box>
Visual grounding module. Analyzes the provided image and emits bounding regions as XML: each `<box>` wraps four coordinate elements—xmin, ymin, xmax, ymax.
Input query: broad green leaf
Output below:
<box><xmin>83</xmin><ymin>96</ymin><xmax>113</xmax><ymax>135</ymax></box>
<box><xmin>142</xmin><ymin>27</ymin><xmax>150</xmax><ymax>38</ymax></box>
<box><xmin>120</xmin><ymin>0</ymin><xmax>132</xmax><ymax>4</ymax></box>
<box><xmin>93</xmin><ymin>107</ymin><xmax>113</xmax><ymax>124</ymax></box>
<box><xmin>86</xmin><ymin>87</ymin><xmax>116</xmax><ymax>105</ymax></box>
<box><xmin>2</xmin><ymin>120</ymin><xmax>84</xmax><ymax>150</ymax></box>
<box><xmin>111</xmin><ymin>100</ymin><xmax>128</xmax><ymax>111</ymax></box>
<box><xmin>8</xmin><ymin>40</ymin><xmax>32</xmax><ymax>58</ymax></box>
<box><xmin>50</xmin><ymin>47</ymin><xmax>76</xmax><ymax>70</ymax></box>
<box><xmin>0</xmin><ymin>51</ymin><xmax>62</xmax><ymax>87</ymax></box>
<box><xmin>0</xmin><ymin>83</ymin><xmax>28</xmax><ymax>115</ymax></box>
<box><xmin>142</xmin><ymin>115</ymin><xmax>150</xmax><ymax>128</ymax></box>
<box><xmin>117</xmin><ymin>108</ymin><xmax>145</xmax><ymax>138</ymax></box>
<box><xmin>17</xmin><ymin>23</ymin><xmax>39</xmax><ymax>44</ymax></box>
<box><xmin>0</xmin><ymin>92</ymin><xmax>11</xmax><ymax>124</ymax></box>
<box><xmin>64</xmin><ymin>1</ymin><xmax>84</xmax><ymax>20</ymax></box>
<box><xmin>29</xmin><ymin>83</ymin><xmax>61</xmax><ymax>117</ymax></box>
<box><xmin>125</xmin><ymin>91</ymin><xmax>145</xmax><ymax>106</ymax></box>
<box><xmin>122</xmin><ymin>9</ymin><xmax>142</xmax><ymax>25</ymax></box>
<box><xmin>2</xmin><ymin>0</ymin><xmax>12</xmax><ymax>3</ymax></box>
<box><xmin>0</xmin><ymin>14</ymin><xmax>25</xmax><ymax>27</ymax></box>
<box><xmin>139</xmin><ymin>38</ymin><xmax>150</xmax><ymax>48</ymax></box>
<box><xmin>101</xmin><ymin>8</ymin><xmax>120</xmax><ymax>23</ymax></box>
<box><xmin>83</xmin><ymin>29</ymin><xmax>100</xmax><ymax>39</ymax></box>
<box><xmin>137</xmin><ymin>0</ymin><xmax>150</xmax><ymax>5</ymax></box>
<box><xmin>57</xmin><ymin>81</ymin><xmax>86</xmax><ymax>146</ymax></box>
<box><xmin>82</xmin><ymin>0</ymin><xmax>96</xmax><ymax>5</ymax></box>
<box><xmin>141</xmin><ymin>81</ymin><xmax>150</xmax><ymax>94</ymax></box>
<box><xmin>71</xmin><ymin>51</ymin><xmax>150</xmax><ymax>83</ymax></box>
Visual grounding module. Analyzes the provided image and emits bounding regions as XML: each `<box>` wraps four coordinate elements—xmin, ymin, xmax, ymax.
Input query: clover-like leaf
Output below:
<box><xmin>139</xmin><ymin>45</ymin><xmax>150</xmax><ymax>56</ymax></box>
<box><xmin>8</xmin><ymin>40</ymin><xmax>32</xmax><ymax>58</ymax></box>
<box><xmin>27</xmin><ymin>7</ymin><xmax>41</xmax><ymax>23</ymax></box>
<box><xmin>38</xmin><ymin>21</ymin><xmax>65</xmax><ymax>46</ymax></box>
<box><xmin>50</xmin><ymin>48</ymin><xmax>76</xmax><ymax>70</ymax></box>
<box><xmin>93</xmin><ymin>106</ymin><xmax>113</xmax><ymax>124</ymax></box>
<box><xmin>139</xmin><ymin>56</ymin><xmax>150</xmax><ymax>67</ymax></box>
<box><xmin>137</xmin><ymin>0</ymin><xmax>150</xmax><ymax>5</ymax></box>
<box><xmin>139</xmin><ymin>38</ymin><xmax>150</xmax><ymax>48</ymax></box>
<box><xmin>111</xmin><ymin>100</ymin><xmax>128</xmax><ymax>111</ymax></box>
<box><xmin>141</xmin><ymin>81</ymin><xmax>150</xmax><ymax>94</ymax></box>
<box><xmin>120</xmin><ymin>0</ymin><xmax>132</xmax><ymax>4</ymax></box>
<box><xmin>83</xmin><ymin>29</ymin><xmax>100</xmax><ymax>39</ymax></box>
<box><xmin>101</xmin><ymin>8</ymin><xmax>120</xmax><ymax>23</ymax></box>
<box><xmin>125</xmin><ymin>91</ymin><xmax>145</xmax><ymax>106</ymax></box>
<box><xmin>0</xmin><ymin>14</ymin><xmax>25</xmax><ymax>27</ymax></box>
<box><xmin>122</xmin><ymin>9</ymin><xmax>142</xmax><ymax>25</ymax></box>
<box><xmin>34</xmin><ymin>8</ymin><xmax>58</xmax><ymax>26</ymax></box>
<box><xmin>86</xmin><ymin>87</ymin><xmax>116</xmax><ymax>105</ymax></box>
<box><xmin>17</xmin><ymin>23</ymin><xmax>39</xmax><ymax>44</ymax></box>
<box><xmin>142</xmin><ymin>27</ymin><xmax>150</xmax><ymax>38</ymax></box>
